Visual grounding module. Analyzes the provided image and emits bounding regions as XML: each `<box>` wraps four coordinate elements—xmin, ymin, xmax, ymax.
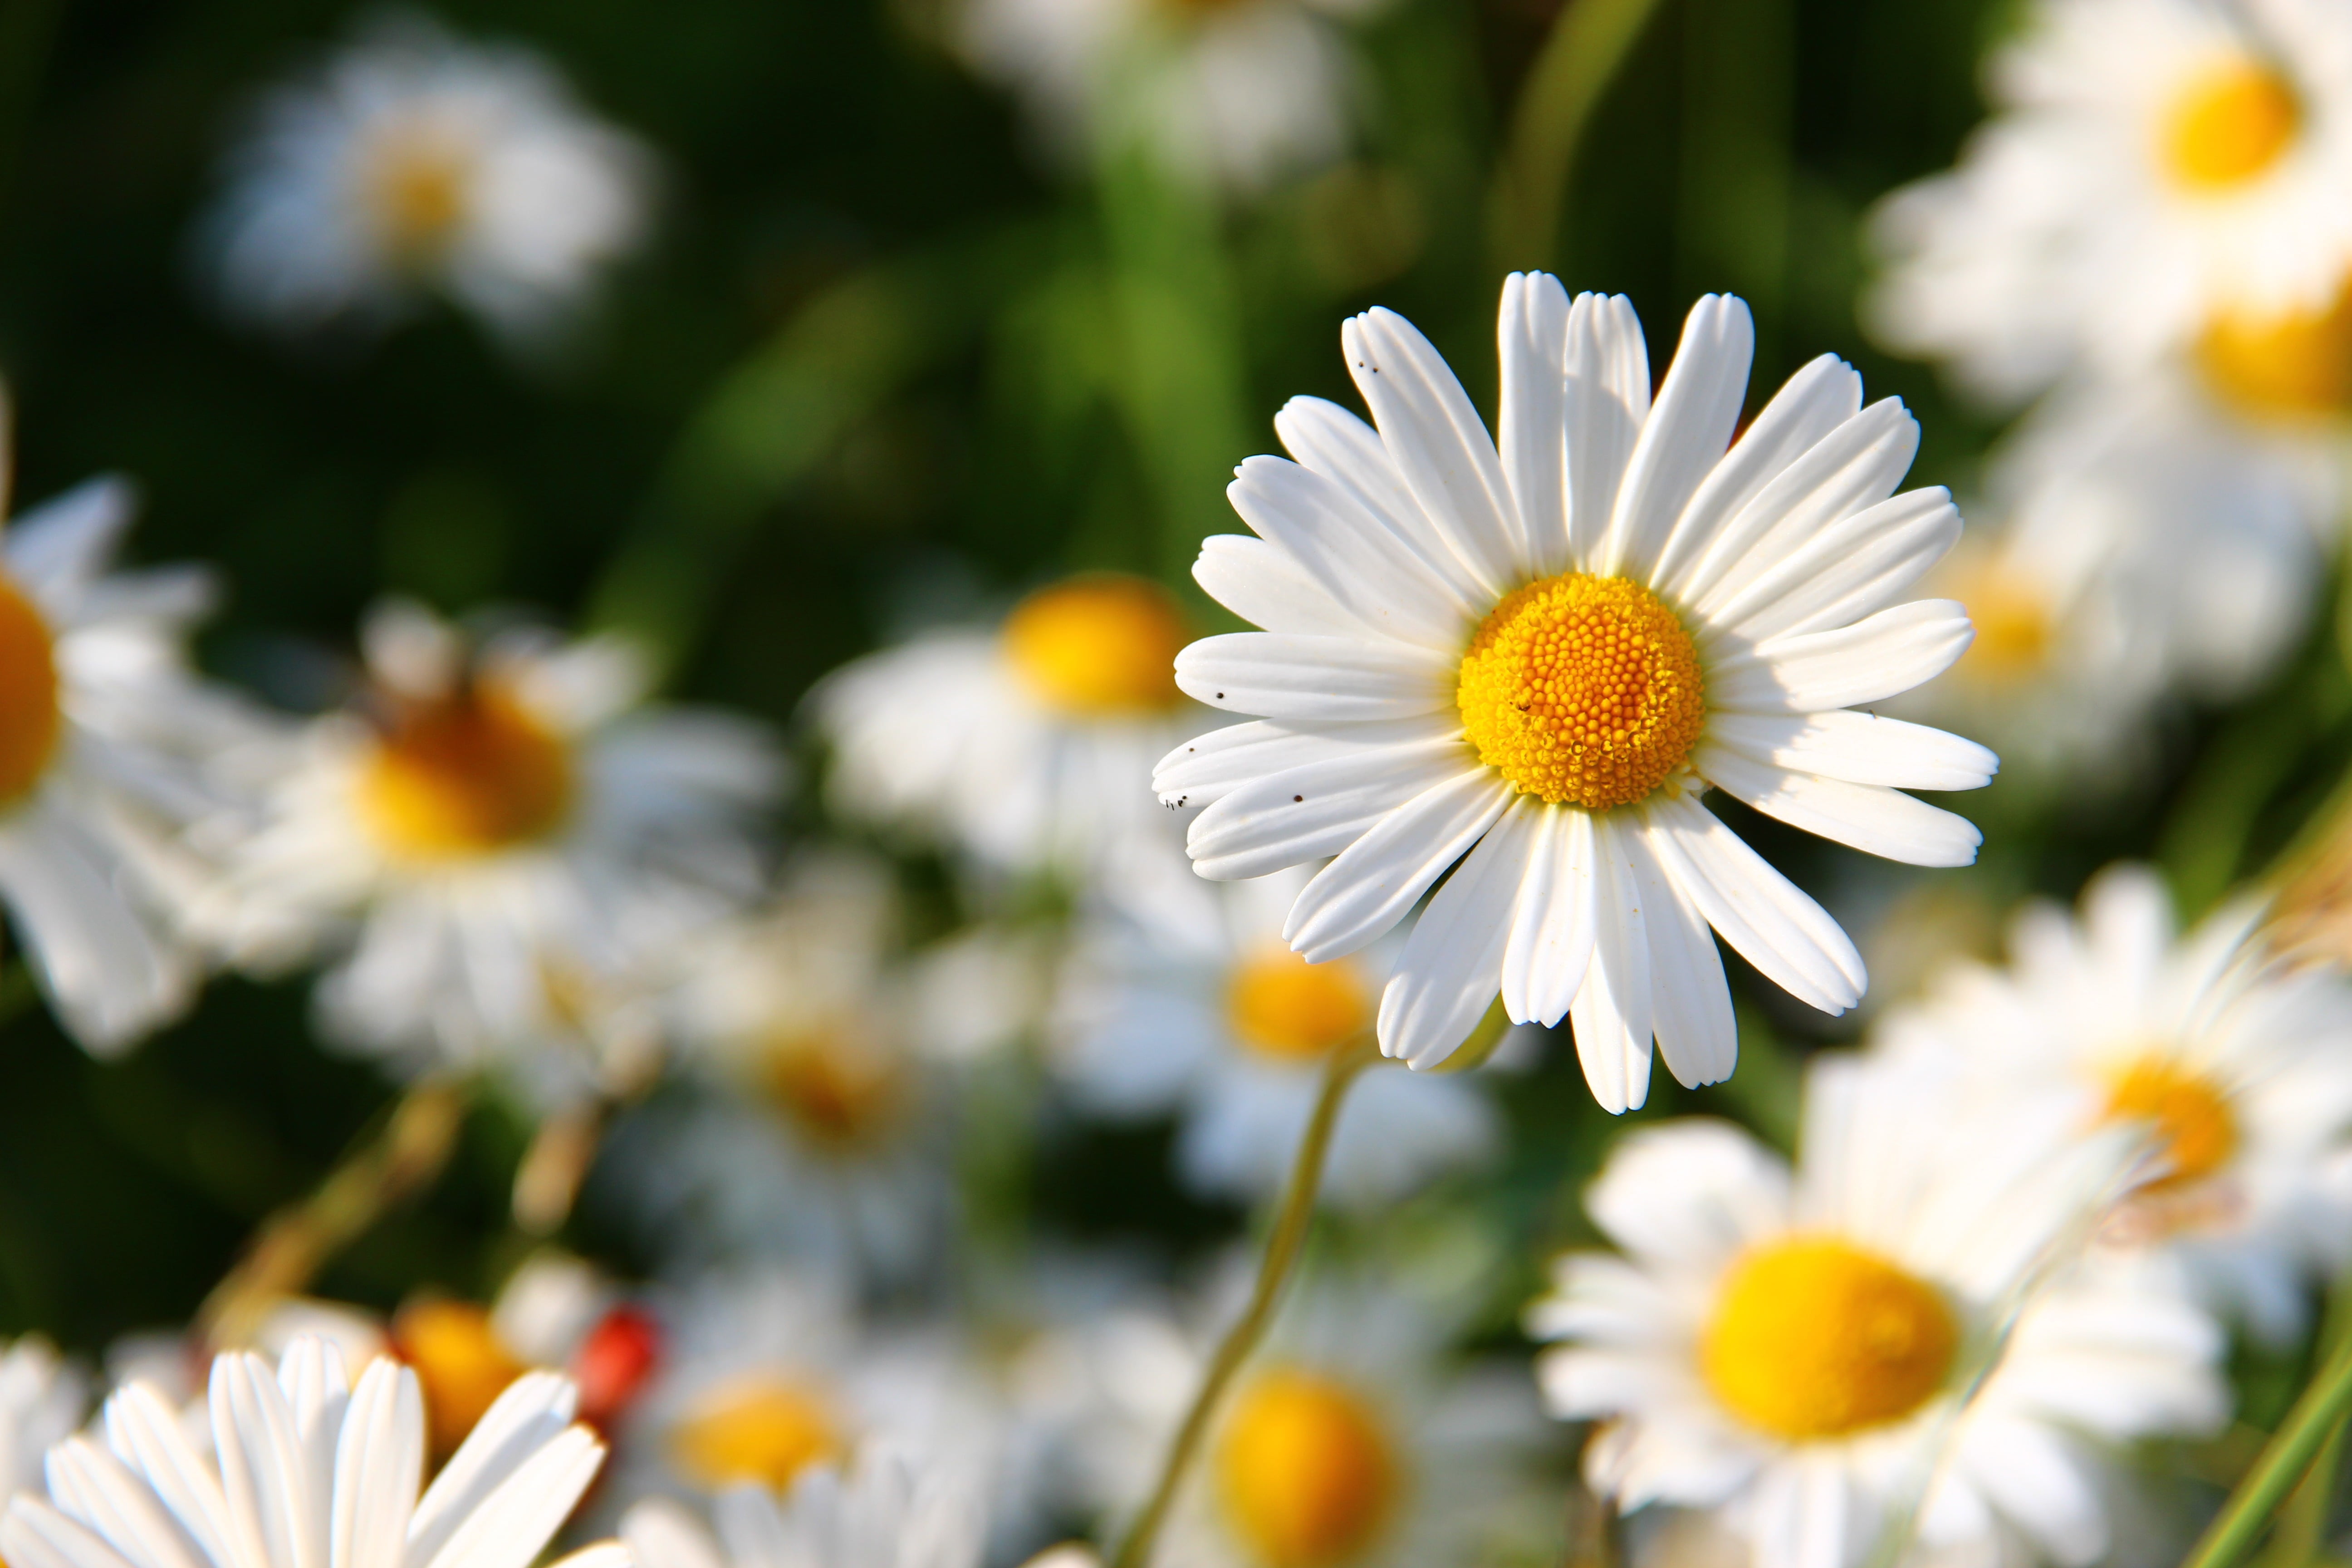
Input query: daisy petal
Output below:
<box><xmin>331</xmin><ymin>1361</ymin><xmax>420</xmax><ymax>1568</ymax></box>
<box><xmin>1706</xmin><ymin>710</ymin><xmax>1997</xmax><ymax>792</ymax></box>
<box><xmin>1599</xmin><ymin>295</ymin><xmax>1753</xmax><ymax>583</ymax></box>
<box><xmin>416</xmin><ymin>1428</ymin><xmax>601</xmax><ymax>1568</ymax></box>
<box><xmin>1284</xmin><ymin>769</ymin><xmax>1512</xmax><ymax>960</ymax></box>
<box><xmin>1625</xmin><ymin>837</ymin><xmax>1736</xmax><ymax>1087</ymax></box>
<box><xmin>1564</xmin><ymin>293</ymin><xmax>1650</xmax><ymax>562</ymax></box>
<box><xmin>1709</xmin><ymin>486</ymin><xmax>1962</xmax><ymax>643</ymax></box>
<box><xmin>1273</xmin><ymin>397</ymin><xmax>1494</xmax><ymax>609</ymax></box>
<box><xmin>1708</xmin><ymin>600</ymin><xmax>1975</xmax><ymax>714</ymax></box>
<box><xmin>1184</xmin><ymin>734</ymin><xmax>1469</xmax><ymax>880</ymax></box>
<box><xmin>42</xmin><ymin>1438</ymin><xmax>208</xmax><ymax>1568</ymax></box>
<box><xmin>1655</xmin><ymin>354</ymin><xmax>1864</xmax><ymax>598</ymax></box>
<box><xmin>1227</xmin><ymin>456</ymin><xmax>1480</xmax><ymax>647</ymax></box>
<box><xmin>1342</xmin><ymin>309</ymin><xmax>1519</xmax><ymax>593</ymax></box>
<box><xmin>1153</xmin><ymin>716</ymin><xmax>1455</xmax><ymax>808</ymax></box>
<box><xmin>2</xmin><ymin>1500</ymin><xmax>143</xmax><ymax>1568</ymax></box>
<box><xmin>1499</xmin><ymin>805</ymin><xmax>1596</xmax><ymax>1027</ymax></box>
<box><xmin>1497</xmin><ymin>272</ymin><xmax>1571</xmax><ymax>575</ymax></box>
<box><xmin>1580</xmin><ymin>1117</ymin><xmax>1789</xmax><ymax>1263</ymax></box>
<box><xmin>1568</xmin><ymin>818</ymin><xmax>1655</xmax><ymax>1114</ymax></box>
<box><xmin>1192</xmin><ymin>534</ymin><xmax>1368</xmax><ymax>637</ymax></box>
<box><xmin>621</xmin><ymin>1503</ymin><xmax>724</xmax><ymax>1568</ymax></box>
<box><xmin>408</xmin><ymin>1373</ymin><xmax>576</xmax><ymax>1568</ymax></box>
<box><xmin>101</xmin><ymin>1385</ymin><xmax>236</xmax><ymax>1568</ymax></box>
<box><xmin>1376</xmin><ymin>797</ymin><xmax>1535</xmax><ymax>1068</ymax></box>
<box><xmin>1173</xmin><ymin>632</ymin><xmax>1455</xmax><ymax>720</ymax></box>
<box><xmin>1697</xmin><ymin>744</ymin><xmax>1982</xmax><ymax>867</ymax></box>
<box><xmin>1641</xmin><ymin>794</ymin><xmax>1863</xmax><ymax>1014</ymax></box>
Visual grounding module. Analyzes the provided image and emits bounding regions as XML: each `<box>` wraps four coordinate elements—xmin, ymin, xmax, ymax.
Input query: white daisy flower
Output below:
<box><xmin>200</xmin><ymin>11</ymin><xmax>654</xmax><ymax>343</ymax></box>
<box><xmin>215</xmin><ymin>599</ymin><xmax>781</xmax><ymax>1098</ymax></box>
<box><xmin>1156</xmin><ymin>276</ymin><xmax>1995</xmax><ymax>1109</ymax></box>
<box><xmin>1062</xmin><ymin>1264</ymin><xmax>1554</xmax><ymax>1568</ymax></box>
<box><xmin>622</xmin><ymin>1450</ymin><xmax>983</xmax><ymax>1568</ymax></box>
<box><xmin>953</xmin><ymin>0</ymin><xmax>1376</xmax><ymax>191</ymax></box>
<box><xmin>1880</xmin><ymin>863</ymin><xmax>2352</xmax><ymax>1347</ymax></box>
<box><xmin>0</xmin><ymin>1338</ymin><xmax>83</xmax><ymax>1494</ymax></box>
<box><xmin>1051</xmin><ymin>859</ymin><xmax>1499</xmax><ymax>1207</ymax></box>
<box><xmin>1867</xmin><ymin>0</ymin><xmax>2352</xmax><ymax>404</ymax></box>
<box><xmin>816</xmin><ymin>573</ymin><xmax>1206</xmax><ymax>888</ymax></box>
<box><xmin>1527</xmin><ymin>1056</ymin><xmax>2227</xmax><ymax>1568</ymax></box>
<box><xmin>0</xmin><ymin>1335</ymin><xmax>621</xmax><ymax>1568</ymax></box>
<box><xmin>607</xmin><ymin>853</ymin><xmax>956</xmax><ymax>1282</ymax></box>
<box><xmin>0</xmin><ymin>423</ymin><xmax>279</xmax><ymax>1052</ymax></box>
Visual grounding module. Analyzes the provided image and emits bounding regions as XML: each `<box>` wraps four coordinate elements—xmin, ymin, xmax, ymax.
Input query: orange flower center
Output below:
<box><xmin>2198</xmin><ymin>271</ymin><xmax>2352</xmax><ymax>421</ymax></box>
<box><xmin>1950</xmin><ymin>557</ymin><xmax>2053</xmax><ymax>685</ymax></box>
<box><xmin>2161</xmin><ymin>58</ymin><xmax>2300</xmax><ymax>191</ymax></box>
<box><xmin>758</xmin><ymin>1026</ymin><xmax>907</xmax><ymax>1149</ymax></box>
<box><xmin>1002</xmin><ymin>575</ymin><xmax>1190</xmax><ymax>716</ymax></box>
<box><xmin>393</xmin><ymin>1299</ymin><xmax>529</xmax><ymax>1458</ymax></box>
<box><xmin>364</xmin><ymin>127</ymin><xmax>474</xmax><ymax>261</ymax></box>
<box><xmin>1215</xmin><ymin>1369</ymin><xmax>1398</xmax><ymax>1568</ymax></box>
<box><xmin>2100</xmin><ymin>1054</ymin><xmax>2239</xmax><ymax>1191</ymax></box>
<box><xmin>358</xmin><ymin>682</ymin><xmax>575</xmax><ymax>860</ymax></box>
<box><xmin>669</xmin><ymin>1376</ymin><xmax>844</xmax><ymax>1493</ymax></box>
<box><xmin>1224</xmin><ymin>945</ymin><xmax>1372</xmax><ymax>1062</ymax></box>
<box><xmin>0</xmin><ymin>572</ymin><xmax>62</xmax><ymax>809</ymax></box>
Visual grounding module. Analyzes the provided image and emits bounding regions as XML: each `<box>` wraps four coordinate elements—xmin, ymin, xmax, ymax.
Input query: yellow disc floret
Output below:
<box><xmin>1700</xmin><ymin>1237</ymin><xmax>1959</xmax><ymax>1442</ymax></box>
<box><xmin>1456</xmin><ymin>573</ymin><xmax>1705</xmax><ymax>809</ymax></box>
<box><xmin>670</xmin><ymin>1375</ymin><xmax>844</xmax><ymax>1492</ymax></box>
<box><xmin>0</xmin><ymin>572</ymin><xmax>62</xmax><ymax>810</ymax></box>
<box><xmin>2198</xmin><ymin>271</ymin><xmax>2352</xmax><ymax>421</ymax></box>
<box><xmin>759</xmin><ymin>1025</ymin><xmax>907</xmax><ymax>1149</ymax></box>
<box><xmin>1002</xmin><ymin>574</ymin><xmax>1190</xmax><ymax>716</ymax></box>
<box><xmin>358</xmin><ymin>680</ymin><xmax>575</xmax><ymax>860</ymax></box>
<box><xmin>393</xmin><ymin>1299</ymin><xmax>528</xmax><ymax>1458</ymax></box>
<box><xmin>2101</xmin><ymin>1054</ymin><xmax>2239</xmax><ymax>1191</ymax></box>
<box><xmin>365</xmin><ymin>125</ymin><xmax>474</xmax><ymax>263</ymax></box>
<box><xmin>1215</xmin><ymin>1369</ymin><xmax>1399</xmax><ymax>1568</ymax></box>
<box><xmin>1949</xmin><ymin>557</ymin><xmax>2053</xmax><ymax>685</ymax></box>
<box><xmin>2163</xmin><ymin>58</ymin><xmax>2301</xmax><ymax>190</ymax></box>
<box><xmin>1225</xmin><ymin>946</ymin><xmax>1371</xmax><ymax>1062</ymax></box>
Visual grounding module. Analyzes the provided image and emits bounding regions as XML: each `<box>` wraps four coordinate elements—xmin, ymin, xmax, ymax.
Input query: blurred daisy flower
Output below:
<box><xmin>608</xmin><ymin>853</ymin><xmax>960</xmax><ymax>1283</ymax></box>
<box><xmin>1882</xmin><ymin>864</ymin><xmax>2352</xmax><ymax>1346</ymax></box>
<box><xmin>213</xmin><ymin>599</ymin><xmax>781</xmax><ymax>1100</ymax></box>
<box><xmin>1062</xmin><ymin>1265</ymin><xmax>1552</xmax><ymax>1568</ymax></box>
<box><xmin>0</xmin><ymin>416</ymin><xmax>276</xmax><ymax>1051</ymax></box>
<box><xmin>1050</xmin><ymin>860</ymin><xmax>1498</xmax><ymax>1207</ymax></box>
<box><xmin>622</xmin><ymin>1450</ymin><xmax>984</xmax><ymax>1568</ymax></box>
<box><xmin>816</xmin><ymin>573</ymin><xmax>1205</xmax><ymax>890</ymax></box>
<box><xmin>0</xmin><ymin>1336</ymin><xmax>622</xmax><ymax>1568</ymax></box>
<box><xmin>953</xmin><ymin>0</ymin><xmax>1376</xmax><ymax>191</ymax></box>
<box><xmin>0</xmin><ymin>1339</ymin><xmax>82</xmax><ymax>1495</ymax></box>
<box><xmin>199</xmin><ymin>11</ymin><xmax>654</xmax><ymax>345</ymax></box>
<box><xmin>1158</xmin><ymin>276</ymin><xmax>1994</xmax><ymax>1109</ymax></box>
<box><xmin>1867</xmin><ymin>0</ymin><xmax>2352</xmax><ymax>404</ymax></box>
<box><xmin>1528</xmin><ymin>1056</ymin><xmax>2225</xmax><ymax>1568</ymax></box>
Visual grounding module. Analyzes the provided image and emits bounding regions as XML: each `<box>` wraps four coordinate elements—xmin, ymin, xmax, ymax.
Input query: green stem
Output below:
<box><xmin>2186</xmin><ymin>1324</ymin><xmax>2352</xmax><ymax>1568</ymax></box>
<box><xmin>1488</xmin><ymin>0</ymin><xmax>1672</xmax><ymax>276</ymax></box>
<box><xmin>1107</xmin><ymin>1039</ymin><xmax>1378</xmax><ymax>1568</ymax></box>
<box><xmin>2264</xmin><ymin>1276</ymin><xmax>2352</xmax><ymax>1568</ymax></box>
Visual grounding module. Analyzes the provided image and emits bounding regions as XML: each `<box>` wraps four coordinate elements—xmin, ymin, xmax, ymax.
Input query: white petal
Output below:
<box><xmin>1568</xmin><ymin>818</ymin><xmax>1654</xmax><ymax>1114</ymax></box>
<box><xmin>3</xmin><ymin>1500</ymin><xmax>144</xmax><ymax>1568</ymax></box>
<box><xmin>1707</xmin><ymin>487</ymin><xmax>1961</xmax><ymax>642</ymax></box>
<box><xmin>1173</xmin><ymin>632</ymin><xmax>1454</xmax><ymax>720</ymax></box>
<box><xmin>1697</xmin><ymin>745</ymin><xmax>1982</xmax><ymax>867</ymax></box>
<box><xmin>1273</xmin><ymin>396</ymin><xmax>1493</xmax><ymax>609</ymax></box>
<box><xmin>1639</xmin><ymin>793</ymin><xmax>1863</xmax><ymax>1014</ymax></box>
<box><xmin>1705</xmin><ymin>710</ymin><xmax>1997</xmax><ymax>791</ymax></box>
<box><xmin>42</xmin><ymin>1438</ymin><xmax>207</xmax><ymax>1568</ymax></box>
<box><xmin>1376</xmin><ymin>798</ymin><xmax>1535</xmax><ymax>1068</ymax></box>
<box><xmin>1597</xmin><ymin>295</ymin><xmax>1753</xmax><ymax>582</ymax></box>
<box><xmin>1153</xmin><ymin>715</ymin><xmax>1452</xmax><ymax>808</ymax></box>
<box><xmin>1342</xmin><ymin>309</ymin><xmax>1519</xmax><ymax>592</ymax></box>
<box><xmin>212</xmin><ymin>1353</ymin><xmax>314</xmax><ymax>1568</ymax></box>
<box><xmin>619</xmin><ymin>1501</ymin><xmax>725</xmax><ymax>1568</ymax></box>
<box><xmin>416</xmin><ymin>1429</ymin><xmax>601</xmax><ymax>1568</ymax></box>
<box><xmin>1496</xmin><ymin>272</ymin><xmax>1571</xmax><ymax>575</ymax></box>
<box><xmin>1626</xmin><ymin>835</ymin><xmax>1736</xmax><ymax>1087</ymax></box>
<box><xmin>1284</xmin><ymin>769</ymin><xmax>1512</xmax><ymax>960</ymax></box>
<box><xmin>101</xmin><ymin>1386</ymin><xmax>236</xmax><ymax>1568</ymax></box>
<box><xmin>1563</xmin><ymin>293</ymin><xmax>1650</xmax><ymax>563</ymax></box>
<box><xmin>331</xmin><ymin>1361</ymin><xmax>421</xmax><ymax>1568</ymax></box>
<box><xmin>1707</xmin><ymin>600</ymin><xmax>1974</xmax><ymax>714</ymax></box>
<box><xmin>6</xmin><ymin>477</ymin><xmax>136</xmax><ymax>603</ymax></box>
<box><xmin>407</xmin><ymin>1373</ymin><xmax>575</xmax><ymax>1568</ymax></box>
<box><xmin>1227</xmin><ymin>456</ymin><xmax>1480</xmax><ymax>647</ymax></box>
<box><xmin>1191</xmin><ymin>534</ymin><xmax>1367</xmax><ymax>637</ymax></box>
<box><xmin>1499</xmin><ymin>805</ymin><xmax>1596</xmax><ymax>1027</ymax></box>
<box><xmin>1654</xmin><ymin>354</ymin><xmax>1864</xmax><ymax>598</ymax></box>
<box><xmin>1184</xmin><ymin>733</ymin><xmax>1470</xmax><ymax>880</ymax></box>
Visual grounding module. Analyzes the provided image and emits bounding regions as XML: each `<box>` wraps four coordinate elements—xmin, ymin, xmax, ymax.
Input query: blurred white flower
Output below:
<box><xmin>622</xmin><ymin>1450</ymin><xmax>984</xmax><ymax>1568</ymax></box>
<box><xmin>200</xmin><ymin>11</ymin><xmax>654</xmax><ymax>343</ymax></box>
<box><xmin>1527</xmin><ymin>1055</ymin><xmax>2226</xmax><ymax>1568</ymax></box>
<box><xmin>1059</xmin><ymin>1262</ymin><xmax>1553</xmax><ymax>1568</ymax></box>
<box><xmin>1</xmin><ymin>1336</ymin><xmax>621</xmax><ymax>1568</ymax></box>
<box><xmin>815</xmin><ymin>573</ymin><xmax>1206</xmax><ymax>889</ymax></box>
<box><xmin>0</xmin><ymin>1339</ymin><xmax>82</xmax><ymax>1496</ymax></box>
<box><xmin>1881</xmin><ymin>864</ymin><xmax>2352</xmax><ymax>1347</ymax></box>
<box><xmin>1050</xmin><ymin>858</ymin><xmax>1498</xmax><ymax>1207</ymax></box>
<box><xmin>210</xmin><ymin>599</ymin><xmax>781</xmax><ymax>1100</ymax></box>
<box><xmin>1159</xmin><ymin>277</ymin><xmax>1995</xmax><ymax>1107</ymax></box>
<box><xmin>1867</xmin><ymin>0</ymin><xmax>2352</xmax><ymax>404</ymax></box>
<box><xmin>0</xmin><ymin>423</ymin><xmax>277</xmax><ymax>1052</ymax></box>
<box><xmin>954</xmin><ymin>0</ymin><xmax>1376</xmax><ymax>191</ymax></box>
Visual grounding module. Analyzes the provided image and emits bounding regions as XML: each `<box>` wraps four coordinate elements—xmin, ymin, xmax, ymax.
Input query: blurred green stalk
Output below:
<box><xmin>1489</xmin><ymin>0</ymin><xmax>1671</xmax><ymax>276</ymax></box>
<box><xmin>2186</xmin><ymin>1319</ymin><xmax>2352</xmax><ymax>1568</ymax></box>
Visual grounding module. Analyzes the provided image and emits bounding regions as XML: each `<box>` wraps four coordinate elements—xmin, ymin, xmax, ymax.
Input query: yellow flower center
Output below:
<box><xmin>1225</xmin><ymin>946</ymin><xmax>1372</xmax><ymax>1062</ymax></box>
<box><xmin>2197</xmin><ymin>272</ymin><xmax>2352</xmax><ymax>421</ymax></box>
<box><xmin>670</xmin><ymin>1376</ymin><xmax>844</xmax><ymax>1493</ymax></box>
<box><xmin>1700</xmin><ymin>1238</ymin><xmax>1959</xmax><ymax>1441</ymax></box>
<box><xmin>392</xmin><ymin>1299</ymin><xmax>528</xmax><ymax>1458</ymax></box>
<box><xmin>0</xmin><ymin>572</ymin><xmax>62</xmax><ymax>809</ymax></box>
<box><xmin>1456</xmin><ymin>573</ymin><xmax>1705</xmax><ymax>809</ymax></box>
<box><xmin>358</xmin><ymin>682</ymin><xmax>575</xmax><ymax>861</ymax></box>
<box><xmin>1215</xmin><ymin>1369</ymin><xmax>1398</xmax><ymax>1568</ymax></box>
<box><xmin>759</xmin><ymin>1027</ymin><xmax>907</xmax><ymax>1149</ymax></box>
<box><xmin>1001</xmin><ymin>575</ymin><xmax>1190</xmax><ymax>716</ymax></box>
<box><xmin>1951</xmin><ymin>560</ymin><xmax>2053</xmax><ymax>685</ymax></box>
<box><xmin>364</xmin><ymin>128</ymin><xmax>474</xmax><ymax>262</ymax></box>
<box><xmin>2162</xmin><ymin>58</ymin><xmax>2301</xmax><ymax>191</ymax></box>
<box><xmin>2100</xmin><ymin>1054</ymin><xmax>2239</xmax><ymax>1191</ymax></box>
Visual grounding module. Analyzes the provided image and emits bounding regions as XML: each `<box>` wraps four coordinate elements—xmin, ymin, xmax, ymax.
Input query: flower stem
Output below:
<box><xmin>197</xmin><ymin>1073</ymin><xmax>470</xmax><ymax>1350</ymax></box>
<box><xmin>1489</xmin><ymin>0</ymin><xmax>1672</xmax><ymax>275</ymax></box>
<box><xmin>1107</xmin><ymin>1038</ymin><xmax>1380</xmax><ymax>1568</ymax></box>
<box><xmin>2185</xmin><ymin>1313</ymin><xmax>2352</xmax><ymax>1568</ymax></box>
